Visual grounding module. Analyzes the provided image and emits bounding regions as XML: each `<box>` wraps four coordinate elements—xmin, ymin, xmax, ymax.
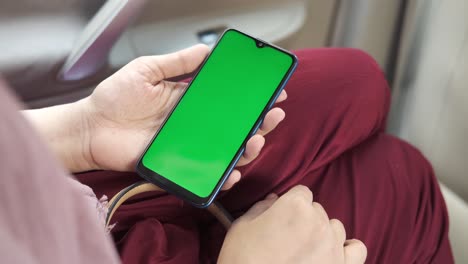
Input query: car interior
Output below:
<box><xmin>1</xmin><ymin>0</ymin><xmax>467</xmax><ymax>262</ymax></box>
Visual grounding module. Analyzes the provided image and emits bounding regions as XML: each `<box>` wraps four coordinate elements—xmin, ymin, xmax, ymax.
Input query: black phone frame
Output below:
<box><xmin>136</xmin><ymin>28</ymin><xmax>298</xmax><ymax>208</ymax></box>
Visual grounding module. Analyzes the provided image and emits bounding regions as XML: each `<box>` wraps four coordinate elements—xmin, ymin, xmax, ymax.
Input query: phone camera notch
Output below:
<box><xmin>256</xmin><ymin>41</ymin><xmax>265</xmax><ymax>48</ymax></box>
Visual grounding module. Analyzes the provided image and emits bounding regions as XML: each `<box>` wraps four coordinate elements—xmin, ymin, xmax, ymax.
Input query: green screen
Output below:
<box><xmin>142</xmin><ymin>30</ymin><xmax>294</xmax><ymax>198</ymax></box>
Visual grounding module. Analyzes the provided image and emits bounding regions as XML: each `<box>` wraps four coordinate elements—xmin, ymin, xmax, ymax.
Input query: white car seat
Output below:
<box><xmin>389</xmin><ymin>0</ymin><xmax>468</xmax><ymax>262</ymax></box>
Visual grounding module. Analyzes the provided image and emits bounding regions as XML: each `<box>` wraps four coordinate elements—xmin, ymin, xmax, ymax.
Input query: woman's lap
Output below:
<box><xmin>221</xmin><ymin>47</ymin><xmax>391</xmax><ymax>212</ymax></box>
<box><xmin>77</xmin><ymin>48</ymin><xmax>453</xmax><ymax>263</ymax></box>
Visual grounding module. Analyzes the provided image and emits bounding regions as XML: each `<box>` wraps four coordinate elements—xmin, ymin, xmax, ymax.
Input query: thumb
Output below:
<box><xmin>134</xmin><ymin>44</ymin><xmax>210</xmax><ymax>83</ymax></box>
<box><xmin>344</xmin><ymin>239</ymin><xmax>367</xmax><ymax>264</ymax></box>
<box><xmin>240</xmin><ymin>193</ymin><xmax>278</xmax><ymax>221</ymax></box>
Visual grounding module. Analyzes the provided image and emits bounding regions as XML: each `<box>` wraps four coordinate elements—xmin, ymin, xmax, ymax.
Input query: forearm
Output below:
<box><xmin>23</xmin><ymin>99</ymin><xmax>96</xmax><ymax>172</ymax></box>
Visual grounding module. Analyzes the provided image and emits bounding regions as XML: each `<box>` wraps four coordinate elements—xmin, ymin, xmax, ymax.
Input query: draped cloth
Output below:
<box><xmin>0</xmin><ymin>48</ymin><xmax>453</xmax><ymax>263</ymax></box>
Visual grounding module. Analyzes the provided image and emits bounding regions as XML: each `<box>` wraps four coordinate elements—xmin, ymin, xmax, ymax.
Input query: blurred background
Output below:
<box><xmin>0</xmin><ymin>0</ymin><xmax>467</xmax><ymax>262</ymax></box>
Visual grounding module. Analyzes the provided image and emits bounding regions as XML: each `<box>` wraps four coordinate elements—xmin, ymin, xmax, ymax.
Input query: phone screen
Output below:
<box><xmin>137</xmin><ymin>29</ymin><xmax>297</xmax><ymax>206</ymax></box>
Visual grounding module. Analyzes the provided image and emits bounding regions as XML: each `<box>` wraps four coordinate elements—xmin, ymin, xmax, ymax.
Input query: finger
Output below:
<box><xmin>236</xmin><ymin>135</ymin><xmax>265</xmax><ymax>167</ymax></box>
<box><xmin>136</xmin><ymin>44</ymin><xmax>210</xmax><ymax>83</ymax></box>
<box><xmin>275</xmin><ymin>90</ymin><xmax>288</xmax><ymax>103</ymax></box>
<box><xmin>221</xmin><ymin>169</ymin><xmax>241</xmax><ymax>190</ymax></box>
<box><xmin>171</xmin><ymin>81</ymin><xmax>188</xmax><ymax>90</ymax></box>
<box><xmin>241</xmin><ymin>193</ymin><xmax>279</xmax><ymax>221</ymax></box>
<box><xmin>256</xmin><ymin>108</ymin><xmax>285</xmax><ymax>136</ymax></box>
<box><xmin>344</xmin><ymin>239</ymin><xmax>367</xmax><ymax>264</ymax></box>
<box><xmin>330</xmin><ymin>219</ymin><xmax>346</xmax><ymax>244</ymax></box>
<box><xmin>154</xmin><ymin>81</ymin><xmax>188</xmax><ymax>110</ymax></box>
<box><xmin>312</xmin><ymin>202</ymin><xmax>329</xmax><ymax>221</ymax></box>
<box><xmin>281</xmin><ymin>185</ymin><xmax>313</xmax><ymax>204</ymax></box>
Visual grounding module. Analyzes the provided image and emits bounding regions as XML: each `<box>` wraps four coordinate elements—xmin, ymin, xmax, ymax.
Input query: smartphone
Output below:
<box><xmin>136</xmin><ymin>29</ymin><xmax>297</xmax><ymax>208</ymax></box>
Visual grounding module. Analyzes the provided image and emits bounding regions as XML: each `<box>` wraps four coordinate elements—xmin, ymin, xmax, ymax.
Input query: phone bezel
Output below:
<box><xmin>136</xmin><ymin>28</ymin><xmax>298</xmax><ymax>208</ymax></box>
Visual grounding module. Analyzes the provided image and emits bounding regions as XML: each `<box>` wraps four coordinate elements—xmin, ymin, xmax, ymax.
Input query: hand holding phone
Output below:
<box><xmin>137</xmin><ymin>29</ymin><xmax>297</xmax><ymax>207</ymax></box>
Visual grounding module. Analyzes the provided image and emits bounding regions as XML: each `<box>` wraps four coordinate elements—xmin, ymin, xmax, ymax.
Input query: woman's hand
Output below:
<box><xmin>26</xmin><ymin>44</ymin><xmax>286</xmax><ymax>190</ymax></box>
<box><xmin>84</xmin><ymin>44</ymin><xmax>286</xmax><ymax>189</ymax></box>
<box><xmin>218</xmin><ymin>185</ymin><xmax>367</xmax><ymax>264</ymax></box>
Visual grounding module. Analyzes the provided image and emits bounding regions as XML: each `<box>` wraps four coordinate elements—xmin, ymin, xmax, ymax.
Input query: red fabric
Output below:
<box><xmin>77</xmin><ymin>48</ymin><xmax>454</xmax><ymax>263</ymax></box>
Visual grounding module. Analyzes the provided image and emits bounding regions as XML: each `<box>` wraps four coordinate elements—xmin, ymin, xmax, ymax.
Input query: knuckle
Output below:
<box><xmin>286</xmin><ymin>185</ymin><xmax>312</xmax><ymax>201</ymax></box>
<box><xmin>287</xmin><ymin>194</ymin><xmax>310</xmax><ymax>212</ymax></box>
<box><xmin>312</xmin><ymin>202</ymin><xmax>325</xmax><ymax>214</ymax></box>
<box><xmin>131</xmin><ymin>56</ymin><xmax>164</xmax><ymax>81</ymax></box>
<box><xmin>346</xmin><ymin>239</ymin><xmax>368</xmax><ymax>261</ymax></box>
<box><xmin>293</xmin><ymin>185</ymin><xmax>312</xmax><ymax>196</ymax></box>
<box><xmin>278</xmin><ymin>186</ymin><xmax>313</xmax><ymax>216</ymax></box>
<box><xmin>312</xmin><ymin>202</ymin><xmax>329</xmax><ymax>222</ymax></box>
<box><xmin>330</xmin><ymin>218</ymin><xmax>345</xmax><ymax>230</ymax></box>
<box><xmin>354</xmin><ymin>239</ymin><xmax>367</xmax><ymax>253</ymax></box>
<box><xmin>311</xmin><ymin>214</ymin><xmax>329</xmax><ymax>235</ymax></box>
<box><xmin>329</xmin><ymin>218</ymin><xmax>346</xmax><ymax>239</ymax></box>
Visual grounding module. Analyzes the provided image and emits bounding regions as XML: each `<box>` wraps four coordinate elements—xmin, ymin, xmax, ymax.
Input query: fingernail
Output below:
<box><xmin>266</xmin><ymin>193</ymin><xmax>278</xmax><ymax>200</ymax></box>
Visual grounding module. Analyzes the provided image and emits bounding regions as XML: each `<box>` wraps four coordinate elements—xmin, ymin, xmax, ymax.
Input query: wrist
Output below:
<box><xmin>23</xmin><ymin>98</ymin><xmax>98</xmax><ymax>172</ymax></box>
<box><xmin>73</xmin><ymin>97</ymin><xmax>100</xmax><ymax>172</ymax></box>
